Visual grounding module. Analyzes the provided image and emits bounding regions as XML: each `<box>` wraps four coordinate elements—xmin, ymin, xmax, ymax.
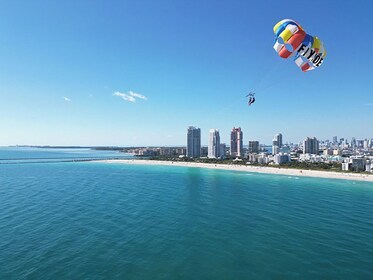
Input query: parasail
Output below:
<box><xmin>273</xmin><ymin>19</ymin><xmax>326</xmax><ymax>72</ymax></box>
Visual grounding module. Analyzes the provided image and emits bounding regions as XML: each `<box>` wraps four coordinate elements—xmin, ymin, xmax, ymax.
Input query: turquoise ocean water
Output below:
<box><xmin>1</xmin><ymin>148</ymin><xmax>373</xmax><ymax>279</ymax></box>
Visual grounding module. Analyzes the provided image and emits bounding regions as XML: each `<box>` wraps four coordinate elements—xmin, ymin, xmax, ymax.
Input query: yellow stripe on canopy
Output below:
<box><xmin>312</xmin><ymin>37</ymin><xmax>321</xmax><ymax>50</ymax></box>
<box><xmin>279</xmin><ymin>29</ymin><xmax>293</xmax><ymax>43</ymax></box>
<box><xmin>273</xmin><ymin>20</ymin><xmax>285</xmax><ymax>33</ymax></box>
<box><xmin>322</xmin><ymin>47</ymin><xmax>327</xmax><ymax>57</ymax></box>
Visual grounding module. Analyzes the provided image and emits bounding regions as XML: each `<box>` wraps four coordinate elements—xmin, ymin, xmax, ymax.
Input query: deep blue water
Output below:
<box><xmin>1</xmin><ymin>148</ymin><xmax>373</xmax><ymax>279</ymax></box>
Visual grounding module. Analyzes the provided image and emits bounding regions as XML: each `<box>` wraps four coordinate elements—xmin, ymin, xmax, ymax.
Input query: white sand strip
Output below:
<box><xmin>97</xmin><ymin>159</ymin><xmax>373</xmax><ymax>182</ymax></box>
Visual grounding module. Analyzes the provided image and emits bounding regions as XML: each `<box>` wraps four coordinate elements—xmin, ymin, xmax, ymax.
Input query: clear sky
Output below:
<box><xmin>0</xmin><ymin>0</ymin><xmax>372</xmax><ymax>146</ymax></box>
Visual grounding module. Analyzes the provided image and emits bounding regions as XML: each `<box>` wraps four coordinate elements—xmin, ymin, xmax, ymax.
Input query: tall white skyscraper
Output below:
<box><xmin>272</xmin><ymin>133</ymin><xmax>282</xmax><ymax>155</ymax></box>
<box><xmin>272</xmin><ymin>139</ymin><xmax>279</xmax><ymax>155</ymax></box>
<box><xmin>187</xmin><ymin>126</ymin><xmax>201</xmax><ymax>158</ymax></box>
<box><xmin>208</xmin><ymin>129</ymin><xmax>220</xmax><ymax>158</ymax></box>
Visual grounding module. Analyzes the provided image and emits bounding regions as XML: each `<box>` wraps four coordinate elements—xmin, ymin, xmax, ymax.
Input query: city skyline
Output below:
<box><xmin>7</xmin><ymin>125</ymin><xmax>373</xmax><ymax>148</ymax></box>
<box><xmin>191</xmin><ymin>127</ymin><xmax>373</xmax><ymax>148</ymax></box>
<box><xmin>1</xmin><ymin>1</ymin><xmax>373</xmax><ymax>146</ymax></box>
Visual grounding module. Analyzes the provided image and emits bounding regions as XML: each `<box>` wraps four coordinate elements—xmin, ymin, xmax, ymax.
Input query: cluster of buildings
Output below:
<box><xmin>186</xmin><ymin>127</ymin><xmax>323</xmax><ymax>163</ymax></box>
<box><xmin>187</xmin><ymin>126</ymin><xmax>243</xmax><ymax>159</ymax></box>
<box><xmin>127</xmin><ymin>127</ymin><xmax>373</xmax><ymax>173</ymax></box>
<box><xmin>185</xmin><ymin>127</ymin><xmax>373</xmax><ymax>172</ymax></box>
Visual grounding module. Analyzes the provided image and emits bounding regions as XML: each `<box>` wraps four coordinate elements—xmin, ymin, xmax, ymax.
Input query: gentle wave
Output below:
<box><xmin>1</xmin><ymin>161</ymin><xmax>373</xmax><ymax>279</ymax></box>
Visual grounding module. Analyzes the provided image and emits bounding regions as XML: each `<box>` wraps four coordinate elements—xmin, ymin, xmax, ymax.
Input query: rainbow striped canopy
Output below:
<box><xmin>273</xmin><ymin>19</ymin><xmax>326</xmax><ymax>72</ymax></box>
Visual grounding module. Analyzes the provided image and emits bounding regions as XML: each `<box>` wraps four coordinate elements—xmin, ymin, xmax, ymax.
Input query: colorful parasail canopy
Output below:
<box><xmin>273</xmin><ymin>19</ymin><xmax>326</xmax><ymax>72</ymax></box>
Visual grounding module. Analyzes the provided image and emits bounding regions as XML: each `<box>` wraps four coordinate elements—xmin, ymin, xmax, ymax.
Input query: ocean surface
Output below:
<box><xmin>1</xmin><ymin>148</ymin><xmax>373</xmax><ymax>279</ymax></box>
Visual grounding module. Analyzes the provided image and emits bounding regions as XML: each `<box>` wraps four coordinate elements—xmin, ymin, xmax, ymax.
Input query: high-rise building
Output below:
<box><xmin>219</xmin><ymin>143</ymin><xmax>226</xmax><ymax>159</ymax></box>
<box><xmin>248</xmin><ymin>141</ymin><xmax>259</xmax><ymax>153</ymax></box>
<box><xmin>230</xmin><ymin>127</ymin><xmax>243</xmax><ymax>157</ymax></box>
<box><xmin>272</xmin><ymin>139</ymin><xmax>279</xmax><ymax>155</ymax></box>
<box><xmin>364</xmin><ymin>139</ymin><xmax>369</xmax><ymax>149</ymax></box>
<box><xmin>303</xmin><ymin>137</ymin><xmax>319</xmax><ymax>155</ymax></box>
<box><xmin>208</xmin><ymin>129</ymin><xmax>220</xmax><ymax>158</ymax></box>
<box><xmin>275</xmin><ymin>133</ymin><xmax>283</xmax><ymax>148</ymax></box>
<box><xmin>357</xmin><ymin>140</ymin><xmax>364</xmax><ymax>148</ymax></box>
<box><xmin>187</xmin><ymin>126</ymin><xmax>201</xmax><ymax>158</ymax></box>
<box><xmin>351</xmin><ymin>137</ymin><xmax>356</xmax><ymax>149</ymax></box>
<box><xmin>272</xmin><ymin>133</ymin><xmax>282</xmax><ymax>155</ymax></box>
<box><xmin>333</xmin><ymin>136</ymin><xmax>338</xmax><ymax>145</ymax></box>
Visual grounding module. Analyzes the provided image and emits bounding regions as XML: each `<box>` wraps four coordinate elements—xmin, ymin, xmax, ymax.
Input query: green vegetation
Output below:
<box><xmin>280</xmin><ymin>161</ymin><xmax>342</xmax><ymax>171</ymax></box>
<box><xmin>146</xmin><ymin>155</ymin><xmax>371</xmax><ymax>174</ymax></box>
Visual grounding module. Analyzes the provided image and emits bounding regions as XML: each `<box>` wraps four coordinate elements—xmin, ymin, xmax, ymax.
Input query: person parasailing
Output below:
<box><xmin>246</xmin><ymin>92</ymin><xmax>256</xmax><ymax>106</ymax></box>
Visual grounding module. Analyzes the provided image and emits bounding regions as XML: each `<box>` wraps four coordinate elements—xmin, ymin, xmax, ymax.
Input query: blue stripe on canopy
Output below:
<box><xmin>274</xmin><ymin>20</ymin><xmax>299</xmax><ymax>37</ymax></box>
<box><xmin>302</xmin><ymin>34</ymin><xmax>314</xmax><ymax>48</ymax></box>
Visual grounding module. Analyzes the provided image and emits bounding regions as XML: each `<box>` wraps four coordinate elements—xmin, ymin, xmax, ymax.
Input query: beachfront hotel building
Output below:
<box><xmin>303</xmin><ymin>137</ymin><xmax>319</xmax><ymax>155</ymax></box>
<box><xmin>230</xmin><ymin>127</ymin><xmax>243</xmax><ymax>157</ymax></box>
<box><xmin>208</xmin><ymin>129</ymin><xmax>220</xmax><ymax>159</ymax></box>
<box><xmin>272</xmin><ymin>133</ymin><xmax>282</xmax><ymax>155</ymax></box>
<box><xmin>187</xmin><ymin>126</ymin><xmax>201</xmax><ymax>158</ymax></box>
<box><xmin>274</xmin><ymin>153</ymin><xmax>290</xmax><ymax>164</ymax></box>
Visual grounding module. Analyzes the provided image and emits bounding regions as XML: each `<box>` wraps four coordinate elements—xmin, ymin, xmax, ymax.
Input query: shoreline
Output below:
<box><xmin>99</xmin><ymin>159</ymin><xmax>373</xmax><ymax>182</ymax></box>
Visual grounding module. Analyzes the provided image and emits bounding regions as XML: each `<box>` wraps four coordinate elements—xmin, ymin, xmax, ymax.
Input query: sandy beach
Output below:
<box><xmin>101</xmin><ymin>159</ymin><xmax>373</xmax><ymax>182</ymax></box>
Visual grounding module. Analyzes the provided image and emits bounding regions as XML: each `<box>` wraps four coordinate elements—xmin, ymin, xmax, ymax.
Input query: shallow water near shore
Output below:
<box><xmin>1</xmin><ymin>149</ymin><xmax>373</xmax><ymax>279</ymax></box>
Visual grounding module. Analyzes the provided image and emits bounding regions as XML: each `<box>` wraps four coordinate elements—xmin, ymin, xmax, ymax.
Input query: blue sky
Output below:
<box><xmin>0</xmin><ymin>0</ymin><xmax>372</xmax><ymax>146</ymax></box>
